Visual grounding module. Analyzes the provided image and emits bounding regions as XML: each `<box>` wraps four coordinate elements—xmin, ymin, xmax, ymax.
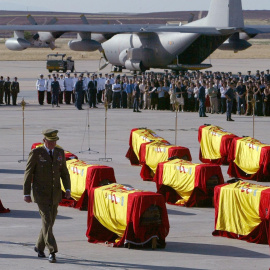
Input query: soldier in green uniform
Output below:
<box><xmin>23</xmin><ymin>129</ymin><xmax>71</xmax><ymax>263</ymax></box>
<box><xmin>10</xmin><ymin>77</ymin><xmax>20</xmax><ymax>105</ymax></box>
<box><xmin>0</xmin><ymin>76</ymin><xmax>4</xmax><ymax>104</ymax></box>
<box><xmin>3</xmin><ymin>76</ymin><xmax>11</xmax><ymax>105</ymax></box>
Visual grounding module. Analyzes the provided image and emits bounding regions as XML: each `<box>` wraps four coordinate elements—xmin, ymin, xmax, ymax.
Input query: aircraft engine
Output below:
<box><xmin>68</xmin><ymin>39</ymin><xmax>101</xmax><ymax>52</ymax></box>
<box><xmin>5</xmin><ymin>38</ymin><xmax>31</xmax><ymax>51</ymax></box>
<box><xmin>119</xmin><ymin>48</ymin><xmax>155</xmax><ymax>71</ymax></box>
<box><xmin>218</xmin><ymin>33</ymin><xmax>252</xmax><ymax>52</ymax></box>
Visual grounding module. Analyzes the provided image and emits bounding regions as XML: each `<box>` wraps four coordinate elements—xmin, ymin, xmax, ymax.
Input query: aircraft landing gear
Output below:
<box><xmin>112</xmin><ymin>66</ymin><xmax>123</xmax><ymax>73</ymax></box>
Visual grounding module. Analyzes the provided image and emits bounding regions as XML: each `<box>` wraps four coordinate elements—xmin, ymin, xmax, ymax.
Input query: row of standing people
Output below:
<box><xmin>36</xmin><ymin>72</ymin><xmax>116</xmax><ymax>106</ymax></box>
<box><xmin>0</xmin><ymin>76</ymin><xmax>20</xmax><ymax>106</ymax></box>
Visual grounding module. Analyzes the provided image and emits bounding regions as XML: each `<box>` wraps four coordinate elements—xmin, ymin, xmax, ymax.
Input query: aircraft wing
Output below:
<box><xmin>0</xmin><ymin>24</ymin><xmax>238</xmax><ymax>35</ymax></box>
<box><xmin>243</xmin><ymin>25</ymin><xmax>270</xmax><ymax>35</ymax></box>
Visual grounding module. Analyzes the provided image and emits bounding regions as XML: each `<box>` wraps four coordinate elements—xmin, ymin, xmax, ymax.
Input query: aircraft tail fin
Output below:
<box><xmin>206</xmin><ymin>0</ymin><xmax>244</xmax><ymax>28</ymax></box>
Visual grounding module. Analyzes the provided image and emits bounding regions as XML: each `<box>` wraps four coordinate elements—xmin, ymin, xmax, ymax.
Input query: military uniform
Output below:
<box><xmin>3</xmin><ymin>78</ymin><xmax>11</xmax><ymax>105</ymax></box>
<box><xmin>0</xmin><ymin>77</ymin><xmax>4</xmax><ymax>104</ymax></box>
<box><xmin>23</xmin><ymin>129</ymin><xmax>70</xmax><ymax>261</ymax></box>
<box><xmin>51</xmin><ymin>79</ymin><xmax>60</xmax><ymax>107</ymax></box>
<box><xmin>10</xmin><ymin>78</ymin><xmax>20</xmax><ymax>105</ymax></box>
<box><xmin>45</xmin><ymin>76</ymin><xmax>53</xmax><ymax>104</ymax></box>
<box><xmin>74</xmin><ymin>76</ymin><xmax>84</xmax><ymax>110</ymax></box>
<box><xmin>36</xmin><ymin>75</ymin><xmax>46</xmax><ymax>105</ymax></box>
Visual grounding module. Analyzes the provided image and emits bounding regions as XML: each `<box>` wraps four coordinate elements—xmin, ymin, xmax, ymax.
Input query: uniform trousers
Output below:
<box><xmin>59</xmin><ymin>92</ymin><xmax>64</xmax><ymax>104</ymax></box>
<box><xmin>5</xmin><ymin>89</ymin><xmax>10</xmax><ymax>105</ymax></box>
<box><xmin>0</xmin><ymin>88</ymin><xmax>4</xmax><ymax>104</ymax></box>
<box><xmin>38</xmin><ymin>91</ymin><xmax>45</xmax><ymax>105</ymax></box>
<box><xmin>65</xmin><ymin>91</ymin><xmax>72</xmax><ymax>104</ymax></box>
<box><xmin>36</xmin><ymin>203</ymin><xmax>58</xmax><ymax>254</ymax></box>
<box><xmin>46</xmin><ymin>91</ymin><xmax>52</xmax><ymax>104</ymax></box>
<box><xmin>11</xmin><ymin>92</ymin><xmax>18</xmax><ymax>105</ymax></box>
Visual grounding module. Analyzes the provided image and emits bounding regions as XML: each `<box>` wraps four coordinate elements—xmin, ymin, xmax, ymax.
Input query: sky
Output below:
<box><xmin>1</xmin><ymin>0</ymin><xmax>270</xmax><ymax>13</ymax></box>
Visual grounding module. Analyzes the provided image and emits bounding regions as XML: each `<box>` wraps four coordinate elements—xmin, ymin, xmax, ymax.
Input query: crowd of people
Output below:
<box><xmin>35</xmin><ymin>69</ymin><xmax>270</xmax><ymax>118</ymax></box>
<box><xmin>0</xmin><ymin>76</ymin><xmax>20</xmax><ymax>106</ymax></box>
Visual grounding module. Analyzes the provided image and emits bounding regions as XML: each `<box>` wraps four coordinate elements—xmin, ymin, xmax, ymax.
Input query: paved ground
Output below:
<box><xmin>0</xmin><ymin>60</ymin><xmax>270</xmax><ymax>270</ymax></box>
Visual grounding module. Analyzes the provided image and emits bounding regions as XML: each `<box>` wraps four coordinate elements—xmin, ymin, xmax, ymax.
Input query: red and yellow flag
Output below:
<box><xmin>145</xmin><ymin>141</ymin><xmax>173</xmax><ymax>174</ymax></box>
<box><xmin>62</xmin><ymin>159</ymin><xmax>97</xmax><ymax>201</ymax></box>
<box><xmin>234</xmin><ymin>137</ymin><xmax>270</xmax><ymax>175</ymax></box>
<box><xmin>201</xmin><ymin>126</ymin><xmax>232</xmax><ymax>160</ymax></box>
<box><xmin>216</xmin><ymin>181</ymin><xmax>268</xmax><ymax>235</ymax></box>
<box><xmin>131</xmin><ymin>129</ymin><xmax>166</xmax><ymax>160</ymax></box>
<box><xmin>162</xmin><ymin>159</ymin><xmax>199</xmax><ymax>205</ymax></box>
<box><xmin>93</xmin><ymin>184</ymin><xmax>142</xmax><ymax>237</ymax></box>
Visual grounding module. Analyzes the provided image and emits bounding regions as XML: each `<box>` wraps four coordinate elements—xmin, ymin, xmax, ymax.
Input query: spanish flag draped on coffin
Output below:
<box><xmin>227</xmin><ymin>137</ymin><xmax>270</xmax><ymax>182</ymax></box>
<box><xmin>86</xmin><ymin>183</ymin><xmax>169</xmax><ymax>247</ymax></box>
<box><xmin>60</xmin><ymin>159</ymin><xmax>116</xmax><ymax>210</ymax></box>
<box><xmin>213</xmin><ymin>181</ymin><xmax>270</xmax><ymax>246</ymax></box>
<box><xmin>198</xmin><ymin>125</ymin><xmax>237</xmax><ymax>165</ymax></box>
<box><xmin>126</xmin><ymin>128</ymin><xmax>169</xmax><ymax>165</ymax></box>
<box><xmin>139</xmin><ymin>141</ymin><xmax>192</xmax><ymax>181</ymax></box>
<box><xmin>31</xmin><ymin>142</ymin><xmax>78</xmax><ymax>160</ymax></box>
<box><xmin>154</xmin><ymin>159</ymin><xmax>224</xmax><ymax>207</ymax></box>
<box><xmin>126</xmin><ymin>128</ymin><xmax>192</xmax><ymax>181</ymax></box>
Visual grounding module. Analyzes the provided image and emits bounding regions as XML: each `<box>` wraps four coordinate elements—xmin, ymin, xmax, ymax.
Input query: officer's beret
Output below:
<box><xmin>40</xmin><ymin>74</ymin><xmax>44</xmax><ymax>77</ymax></box>
<box><xmin>42</xmin><ymin>129</ymin><xmax>59</xmax><ymax>141</ymax></box>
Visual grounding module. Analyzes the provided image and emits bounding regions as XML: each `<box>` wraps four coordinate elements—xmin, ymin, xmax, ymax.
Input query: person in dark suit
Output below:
<box><xmin>23</xmin><ymin>129</ymin><xmax>71</xmax><ymax>263</ymax></box>
<box><xmin>74</xmin><ymin>75</ymin><xmax>84</xmax><ymax>110</ymax></box>
<box><xmin>197</xmin><ymin>81</ymin><xmax>208</xmax><ymax>117</ymax></box>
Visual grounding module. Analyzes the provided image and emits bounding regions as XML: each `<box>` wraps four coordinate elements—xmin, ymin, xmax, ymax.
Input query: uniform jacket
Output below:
<box><xmin>23</xmin><ymin>146</ymin><xmax>71</xmax><ymax>205</ymax></box>
<box><xmin>10</xmin><ymin>81</ymin><xmax>20</xmax><ymax>94</ymax></box>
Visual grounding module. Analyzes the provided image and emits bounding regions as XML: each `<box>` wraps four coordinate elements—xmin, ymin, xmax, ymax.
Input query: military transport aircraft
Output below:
<box><xmin>0</xmin><ymin>0</ymin><xmax>270</xmax><ymax>72</ymax></box>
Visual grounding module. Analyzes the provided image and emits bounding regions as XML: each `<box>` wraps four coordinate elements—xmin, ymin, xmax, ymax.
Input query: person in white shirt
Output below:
<box><xmin>58</xmin><ymin>74</ymin><xmax>65</xmax><ymax>104</ymax></box>
<box><xmin>220</xmin><ymin>81</ymin><xmax>228</xmax><ymax>114</ymax></box>
<box><xmin>112</xmin><ymin>77</ymin><xmax>121</xmax><ymax>108</ymax></box>
<box><xmin>36</xmin><ymin>74</ymin><xmax>46</xmax><ymax>105</ymax></box>
<box><xmin>97</xmin><ymin>73</ymin><xmax>106</xmax><ymax>103</ymax></box>
<box><xmin>45</xmin><ymin>74</ymin><xmax>53</xmax><ymax>104</ymax></box>
<box><xmin>64</xmin><ymin>73</ymin><xmax>74</xmax><ymax>104</ymax></box>
<box><xmin>72</xmin><ymin>73</ymin><xmax>78</xmax><ymax>103</ymax></box>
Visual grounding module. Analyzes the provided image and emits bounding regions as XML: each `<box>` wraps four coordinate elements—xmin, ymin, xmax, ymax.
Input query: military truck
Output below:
<box><xmin>46</xmin><ymin>53</ymin><xmax>75</xmax><ymax>73</ymax></box>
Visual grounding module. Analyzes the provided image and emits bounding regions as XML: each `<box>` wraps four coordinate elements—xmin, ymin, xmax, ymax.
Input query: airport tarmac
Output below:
<box><xmin>0</xmin><ymin>60</ymin><xmax>270</xmax><ymax>270</ymax></box>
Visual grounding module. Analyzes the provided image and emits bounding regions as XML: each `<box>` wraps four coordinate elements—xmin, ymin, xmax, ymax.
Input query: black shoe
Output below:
<box><xmin>94</xmin><ymin>106</ymin><xmax>98</xmax><ymax>108</ymax></box>
<box><xmin>203</xmin><ymin>115</ymin><xmax>208</xmax><ymax>117</ymax></box>
<box><xmin>133</xmin><ymin>110</ymin><xmax>136</xmax><ymax>112</ymax></box>
<box><xmin>228</xmin><ymin>118</ymin><xmax>235</xmax><ymax>121</ymax></box>
<box><xmin>34</xmin><ymin>247</ymin><xmax>46</xmax><ymax>258</ymax></box>
<box><xmin>137</xmin><ymin>110</ymin><xmax>141</xmax><ymax>113</ymax></box>
<box><xmin>48</xmin><ymin>253</ymin><xmax>56</xmax><ymax>263</ymax></box>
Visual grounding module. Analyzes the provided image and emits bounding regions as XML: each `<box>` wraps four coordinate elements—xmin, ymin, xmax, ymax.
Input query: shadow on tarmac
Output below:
<box><xmin>0</xmin><ymin>184</ymin><xmax>22</xmax><ymax>190</ymax></box>
<box><xmin>0</xmin><ymin>210</ymin><xmax>72</xmax><ymax>219</ymax></box>
<box><xmin>0</xmin><ymin>169</ymin><xmax>25</xmax><ymax>174</ymax></box>
<box><xmin>167</xmin><ymin>209</ymin><xmax>196</xmax><ymax>216</ymax></box>
<box><xmin>163</xmin><ymin>242</ymin><xmax>269</xmax><ymax>258</ymax></box>
<box><xmin>0</xmin><ymin>253</ymin><xmax>206</xmax><ymax>269</ymax></box>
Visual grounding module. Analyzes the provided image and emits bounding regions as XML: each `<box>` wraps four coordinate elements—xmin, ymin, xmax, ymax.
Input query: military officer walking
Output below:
<box><xmin>10</xmin><ymin>77</ymin><xmax>20</xmax><ymax>105</ymax></box>
<box><xmin>23</xmin><ymin>129</ymin><xmax>71</xmax><ymax>263</ymax></box>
